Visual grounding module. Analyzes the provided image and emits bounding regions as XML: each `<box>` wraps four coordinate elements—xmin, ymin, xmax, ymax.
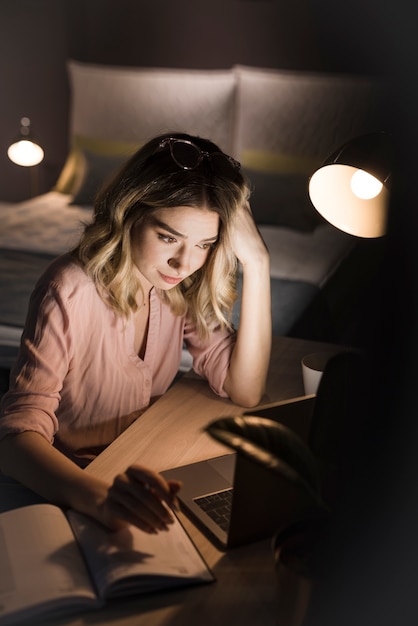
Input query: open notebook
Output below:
<box><xmin>0</xmin><ymin>503</ymin><xmax>213</xmax><ymax>625</ymax></box>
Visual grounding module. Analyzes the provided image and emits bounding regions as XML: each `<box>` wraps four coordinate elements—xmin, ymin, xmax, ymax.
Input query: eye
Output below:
<box><xmin>198</xmin><ymin>239</ymin><xmax>218</xmax><ymax>250</ymax></box>
<box><xmin>158</xmin><ymin>233</ymin><xmax>177</xmax><ymax>244</ymax></box>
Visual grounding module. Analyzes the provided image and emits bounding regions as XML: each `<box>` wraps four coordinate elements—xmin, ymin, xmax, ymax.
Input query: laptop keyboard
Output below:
<box><xmin>193</xmin><ymin>488</ymin><xmax>233</xmax><ymax>532</ymax></box>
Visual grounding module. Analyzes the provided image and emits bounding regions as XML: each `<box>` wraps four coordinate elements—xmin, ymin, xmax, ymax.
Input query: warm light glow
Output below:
<box><xmin>350</xmin><ymin>169</ymin><xmax>383</xmax><ymax>200</ymax></box>
<box><xmin>309</xmin><ymin>163</ymin><xmax>389</xmax><ymax>238</ymax></box>
<box><xmin>7</xmin><ymin>139</ymin><xmax>44</xmax><ymax>167</ymax></box>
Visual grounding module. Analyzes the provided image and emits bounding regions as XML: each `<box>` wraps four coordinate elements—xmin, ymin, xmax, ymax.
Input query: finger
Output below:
<box><xmin>168</xmin><ymin>479</ymin><xmax>182</xmax><ymax>494</ymax></box>
<box><xmin>126</xmin><ymin>466</ymin><xmax>180</xmax><ymax>510</ymax></box>
<box><xmin>110</xmin><ymin>473</ymin><xmax>174</xmax><ymax>531</ymax></box>
<box><xmin>103</xmin><ymin>496</ymin><xmax>160</xmax><ymax>534</ymax></box>
<box><xmin>168</xmin><ymin>480</ymin><xmax>182</xmax><ymax>511</ymax></box>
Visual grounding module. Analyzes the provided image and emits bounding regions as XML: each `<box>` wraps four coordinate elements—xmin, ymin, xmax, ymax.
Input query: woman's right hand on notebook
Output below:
<box><xmin>97</xmin><ymin>464</ymin><xmax>182</xmax><ymax>533</ymax></box>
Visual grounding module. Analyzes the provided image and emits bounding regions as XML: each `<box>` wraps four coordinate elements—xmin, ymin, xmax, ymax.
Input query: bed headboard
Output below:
<box><xmin>55</xmin><ymin>61</ymin><xmax>237</xmax><ymax>197</ymax></box>
<box><xmin>55</xmin><ymin>60</ymin><xmax>388</xmax><ymax>230</ymax></box>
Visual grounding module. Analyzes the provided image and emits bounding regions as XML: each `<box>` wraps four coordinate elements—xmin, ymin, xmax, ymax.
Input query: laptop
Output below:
<box><xmin>161</xmin><ymin>395</ymin><xmax>315</xmax><ymax>550</ymax></box>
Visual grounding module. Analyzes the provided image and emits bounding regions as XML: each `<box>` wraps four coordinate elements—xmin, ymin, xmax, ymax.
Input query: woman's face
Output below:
<box><xmin>131</xmin><ymin>205</ymin><xmax>220</xmax><ymax>290</ymax></box>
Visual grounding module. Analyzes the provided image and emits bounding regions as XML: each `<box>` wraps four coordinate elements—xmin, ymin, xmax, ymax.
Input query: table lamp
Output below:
<box><xmin>7</xmin><ymin>116</ymin><xmax>44</xmax><ymax>167</ymax></box>
<box><xmin>308</xmin><ymin>132</ymin><xmax>392</xmax><ymax>238</ymax></box>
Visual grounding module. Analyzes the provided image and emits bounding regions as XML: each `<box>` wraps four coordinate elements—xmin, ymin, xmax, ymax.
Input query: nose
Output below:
<box><xmin>167</xmin><ymin>247</ymin><xmax>191</xmax><ymax>276</ymax></box>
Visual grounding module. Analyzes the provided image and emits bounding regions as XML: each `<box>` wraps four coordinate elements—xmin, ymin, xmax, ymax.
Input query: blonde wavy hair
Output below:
<box><xmin>72</xmin><ymin>132</ymin><xmax>251</xmax><ymax>340</ymax></box>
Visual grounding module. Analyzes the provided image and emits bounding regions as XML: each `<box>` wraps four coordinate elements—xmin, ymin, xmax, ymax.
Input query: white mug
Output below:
<box><xmin>301</xmin><ymin>352</ymin><xmax>334</xmax><ymax>395</ymax></box>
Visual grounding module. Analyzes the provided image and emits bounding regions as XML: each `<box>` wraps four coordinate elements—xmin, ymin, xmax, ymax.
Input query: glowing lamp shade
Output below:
<box><xmin>309</xmin><ymin>132</ymin><xmax>392</xmax><ymax>238</ymax></box>
<box><xmin>7</xmin><ymin>139</ymin><xmax>44</xmax><ymax>167</ymax></box>
<box><xmin>7</xmin><ymin>117</ymin><xmax>44</xmax><ymax>167</ymax></box>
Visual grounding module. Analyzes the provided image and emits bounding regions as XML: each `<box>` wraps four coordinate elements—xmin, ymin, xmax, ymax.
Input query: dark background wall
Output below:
<box><xmin>0</xmin><ymin>0</ymin><xmax>404</xmax><ymax>203</ymax></box>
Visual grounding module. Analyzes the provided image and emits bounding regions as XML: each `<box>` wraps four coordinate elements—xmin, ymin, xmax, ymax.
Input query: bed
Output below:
<box><xmin>0</xmin><ymin>61</ymin><xmax>388</xmax><ymax>372</ymax></box>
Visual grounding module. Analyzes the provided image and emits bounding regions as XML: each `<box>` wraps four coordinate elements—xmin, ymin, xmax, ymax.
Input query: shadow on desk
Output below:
<box><xmin>88</xmin><ymin>535</ymin><xmax>278</xmax><ymax>626</ymax></box>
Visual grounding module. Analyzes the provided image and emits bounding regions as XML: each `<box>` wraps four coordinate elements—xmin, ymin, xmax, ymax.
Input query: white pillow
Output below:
<box><xmin>233</xmin><ymin>65</ymin><xmax>387</xmax><ymax>170</ymax></box>
<box><xmin>68</xmin><ymin>60</ymin><xmax>236</xmax><ymax>154</ymax></box>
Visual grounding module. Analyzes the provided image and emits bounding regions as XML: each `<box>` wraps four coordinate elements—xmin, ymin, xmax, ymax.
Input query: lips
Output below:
<box><xmin>158</xmin><ymin>272</ymin><xmax>184</xmax><ymax>286</ymax></box>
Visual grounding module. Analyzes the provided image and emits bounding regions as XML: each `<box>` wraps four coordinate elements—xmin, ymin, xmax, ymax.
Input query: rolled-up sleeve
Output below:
<box><xmin>183</xmin><ymin>321</ymin><xmax>236</xmax><ymax>397</ymax></box>
<box><xmin>0</xmin><ymin>282</ymin><xmax>71</xmax><ymax>444</ymax></box>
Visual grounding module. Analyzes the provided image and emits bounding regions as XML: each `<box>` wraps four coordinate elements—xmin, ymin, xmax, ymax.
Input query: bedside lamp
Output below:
<box><xmin>7</xmin><ymin>117</ymin><xmax>44</xmax><ymax>167</ymax></box>
<box><xmin>308</xmin><ymin>132</ymin><xmax>392</xmax><ymax>238</ymax></box>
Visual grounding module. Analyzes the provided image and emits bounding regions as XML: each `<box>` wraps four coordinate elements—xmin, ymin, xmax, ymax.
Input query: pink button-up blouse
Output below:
<box><xmin>0</xmin><ymin>255</ymin><xmax>235</xmax><ymax>464</ymax></box>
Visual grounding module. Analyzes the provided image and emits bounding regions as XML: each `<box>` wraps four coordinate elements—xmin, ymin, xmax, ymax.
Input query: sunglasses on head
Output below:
<box><xmin>155</xmin><ymin>137</ymin><xmax>241</xmax><ymax>178</ymax></box>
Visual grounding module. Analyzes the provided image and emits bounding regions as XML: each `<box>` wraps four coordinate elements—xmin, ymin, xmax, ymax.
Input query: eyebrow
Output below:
<box><xmin>151</xmin><ymin>217</ymin><xmax>219</xmax><ymax>242</ymax></box>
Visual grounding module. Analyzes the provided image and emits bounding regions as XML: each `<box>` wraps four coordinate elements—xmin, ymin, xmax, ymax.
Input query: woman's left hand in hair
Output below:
<box><xmin>228</xmin><ymin>202</ymin><xmax>269</xmax><ymax>268</ymax></box>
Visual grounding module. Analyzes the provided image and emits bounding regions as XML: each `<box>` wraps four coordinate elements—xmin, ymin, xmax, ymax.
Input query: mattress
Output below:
<box><xmin>0</xmin><ymin>192</ymin><xmax>90</xmax><ymax>255</ymax></box>
<box><xmin>259</xmin><ymin>223</ymin><xmax>355</xmax><ymax>288</ymax></box>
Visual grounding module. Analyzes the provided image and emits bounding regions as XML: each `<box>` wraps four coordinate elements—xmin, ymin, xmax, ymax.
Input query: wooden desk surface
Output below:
<box><xmin>86</xmin><ymin>335</ymin><xmax>339</xmax><ymax>480</ymax></box>
<box><xmin>40</xmin><ymin>336</ymin><xmax>343</xmax><ymax>626</ymax></box>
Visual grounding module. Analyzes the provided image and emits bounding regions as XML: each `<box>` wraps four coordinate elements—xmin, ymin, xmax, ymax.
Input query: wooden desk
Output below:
<box><xmin>86</xmin><ymin>335</ymin><xmax>339</xmax><ymax>480</ymax></box>
<box><xmin>40</xmin><ymin>336</ymin><xmax>343</xmax><ymax>626</ymax></box>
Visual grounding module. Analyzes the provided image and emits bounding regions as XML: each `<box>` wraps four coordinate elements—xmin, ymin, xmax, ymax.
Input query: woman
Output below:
<box><xmin>0</xmin><ymin>132</ymin><xmax>271</xmax><ymax>534</ymax></box>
